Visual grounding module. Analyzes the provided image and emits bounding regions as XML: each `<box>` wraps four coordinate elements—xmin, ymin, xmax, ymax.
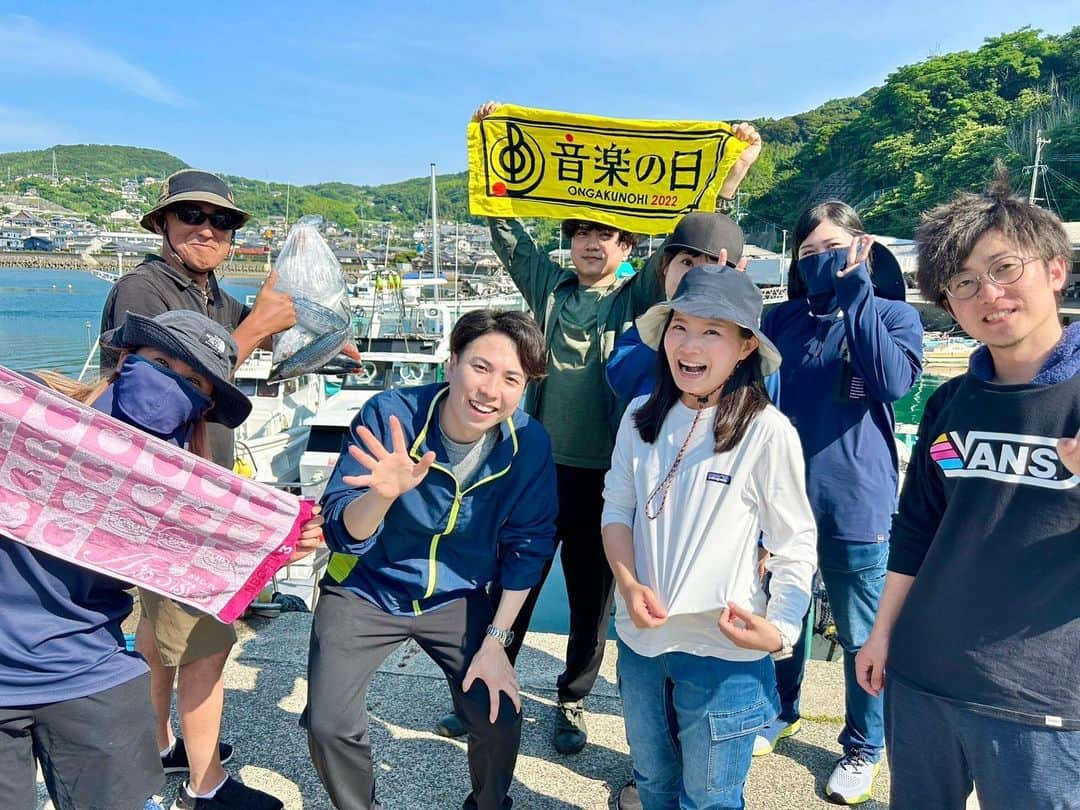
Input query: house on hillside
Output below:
<box><xmin>23</xmin><ymin>236</ymin><xmax>54</xmax><ymax>251</ymax></box>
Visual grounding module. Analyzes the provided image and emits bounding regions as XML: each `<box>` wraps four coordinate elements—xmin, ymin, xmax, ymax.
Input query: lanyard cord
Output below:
<box><xmin>644</xmin><ymin>405</ymin><xmax>706</xmax><ymax>520</ymax></box>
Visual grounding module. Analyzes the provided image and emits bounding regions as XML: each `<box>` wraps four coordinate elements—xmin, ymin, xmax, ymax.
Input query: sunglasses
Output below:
<box><xmin>170</xmin><ymin>203</ymin><xmax>245</xmax><ymax>231</ymax></box>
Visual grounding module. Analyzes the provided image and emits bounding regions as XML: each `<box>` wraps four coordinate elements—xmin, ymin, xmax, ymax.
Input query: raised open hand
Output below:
<box><xmin>341</xmin><ymin>414</ymin><xmax>436</xmax><ymax>499</ymax></box>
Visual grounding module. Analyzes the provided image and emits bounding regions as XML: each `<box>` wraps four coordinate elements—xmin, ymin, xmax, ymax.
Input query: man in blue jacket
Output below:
<box><xmin>303</xmin><ymin>309</ymin><xmax>558</xmax><ymax>810</ymax></box>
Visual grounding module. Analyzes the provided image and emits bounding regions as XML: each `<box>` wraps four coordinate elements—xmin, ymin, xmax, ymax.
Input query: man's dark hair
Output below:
<box><xmin>633</xmin><ymin>314</ymin><xmax>768</xmax><ymax>453</ymax></box>
<box><xmin>449</xmin><ymin>309</ymin><xmax>547</xmax><ymax>381</ymax></box>
<box><xmin>786</xmin><ymin>201</ymin><xmax>868</xmax><ymax>300</ymax></box>
<box><xmin>560</xmin><ymin>219</ymin><xmax>639</xmax><ymax>249</ymax></box>
<box><xmin>916</xmin><ymin>163</ymin><xmax>1072</xmax><ymax>308</ymax></box>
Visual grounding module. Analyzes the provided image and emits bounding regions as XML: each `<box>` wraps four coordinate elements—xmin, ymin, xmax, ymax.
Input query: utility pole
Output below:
<box><xmin>1029</xmin><ymin>129</ymin><xmax>1051</xmax><ymax>205</ymax></box>
<box><xmin>780</xmin><ymin>229</ymin><xmax>789</xmax><ymax>288</ymax></box>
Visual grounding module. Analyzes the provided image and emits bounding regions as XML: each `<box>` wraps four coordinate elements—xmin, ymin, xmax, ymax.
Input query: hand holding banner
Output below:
<box><xmin>468</xmin><ymin>103</ymin><xmax>751</xmax><ymax>234</ymax></box>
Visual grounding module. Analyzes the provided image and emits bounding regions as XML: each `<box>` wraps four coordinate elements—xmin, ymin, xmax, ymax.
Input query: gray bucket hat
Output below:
<box><xmin>637</xmin><ymin>264</ymin><xmax>782</xmax><ymax>376</ymax></box>
<box><xmin>100</xmin><ymin>310</ymin><xmax>252</xmax><ymax>428</ymax></box>
<box><xmin>140</xmin><ymin>169</ymin><xmax>251</xmax><ymax>233</ymax></box>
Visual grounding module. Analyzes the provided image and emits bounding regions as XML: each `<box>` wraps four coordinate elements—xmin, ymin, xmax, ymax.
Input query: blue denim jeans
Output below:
<box><xmin>886</xmin><ymin>676</ymin><xmax>1080</xmax><ymax>810</ymax></box>
<box><xmin>617</xmin><ymin>641</ymin><xmax>778</xmax><ymax>810</ymax></box>
<box><xmin>774</xmin><ymin>538</ymin><xmax>887</xmax><ymax>760</ymax></box>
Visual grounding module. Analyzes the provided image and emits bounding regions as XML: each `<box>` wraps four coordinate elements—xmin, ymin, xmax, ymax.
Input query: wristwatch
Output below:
<box><xmin>485</xmin><ymin>624</ymin><xmax>515</xmax><ymax>648</ymax></box>
<box><xmin>770</xmin><ymin>629</ymin><xmax>794</xmax><ymax>661</ymax></box>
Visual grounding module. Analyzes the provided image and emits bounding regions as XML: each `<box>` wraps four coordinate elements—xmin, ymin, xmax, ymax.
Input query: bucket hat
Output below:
<box><xmin>140</xmin><ymin>169</ymin><xmax>251</xmax><ymax>233</ymax></box>
<box><xmin>101</xmin><ymin>310</ymin><xmax>251</xmax><ymax>427</ymax></box>
<box><xmin>637</xmin><ymin>264</ymin><xmax>781</xmax><ymax>376</ymax></box>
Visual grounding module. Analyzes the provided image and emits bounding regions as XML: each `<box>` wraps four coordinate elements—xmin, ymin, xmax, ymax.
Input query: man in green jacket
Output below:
<box><xmin>443</xmin><ymin>102</ymin><xmax>761</xmax><ymax>755</ymax></box>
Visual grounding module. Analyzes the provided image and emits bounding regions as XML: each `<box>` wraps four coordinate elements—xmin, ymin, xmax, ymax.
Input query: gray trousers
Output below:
<box><xmin>302</xmin><ymin>586</ymin><xmax>520</xmax><ymax>810</ymax></box>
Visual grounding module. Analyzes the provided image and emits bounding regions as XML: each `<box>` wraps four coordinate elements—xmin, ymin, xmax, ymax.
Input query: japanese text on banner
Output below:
<box><xmin>468</xmin><ymin>104</ymin><xmax>748</xmax><ymax>235</ymax></box>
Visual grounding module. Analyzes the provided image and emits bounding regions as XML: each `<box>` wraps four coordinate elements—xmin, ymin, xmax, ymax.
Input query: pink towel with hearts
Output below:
<box><xmin>0</xmin><ymin>365</ymin><xmax>314</xmax><ymax>623</ymax></box>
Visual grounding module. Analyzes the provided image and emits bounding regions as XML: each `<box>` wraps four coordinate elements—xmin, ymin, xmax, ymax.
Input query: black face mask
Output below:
<box><xmin>112</xmin><ymin>355</ymin><xmax>212</xmax><ymax>443</ymax></box>
<box><xmin>797</xmin><ymin>248</ymin><xmax>848</xmax><ymax>314</ymax></box>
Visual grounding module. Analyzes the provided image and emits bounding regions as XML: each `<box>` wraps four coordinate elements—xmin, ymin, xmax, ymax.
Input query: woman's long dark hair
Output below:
<box><xmin>633</xmin><ymin>316</ymin><xmax>769</xmax><ymax>454</ymax></box>
<box><xmin>785</xmin><ymin>200</ymin><xmax>868</xmax><ymax>300</ymax></box>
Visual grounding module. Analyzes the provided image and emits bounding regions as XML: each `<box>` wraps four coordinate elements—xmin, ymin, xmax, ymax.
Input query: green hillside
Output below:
<box><xmin>745</xmin><ymin>27</ymin><xmax>1080</xmax><ymax>243</ymax></box>
<box><xmin>0</xmin><ymin>25</ymin><xmax>1076</xmax><ymax>241</ymax></box>
<box><xmin>0</xmin><ymin>144</ymin><xmax>185</xmax><ymax>182</ymax></box>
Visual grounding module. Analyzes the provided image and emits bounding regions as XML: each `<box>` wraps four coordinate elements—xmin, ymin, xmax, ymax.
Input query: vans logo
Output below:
<box><xmin>706</xmin><ymin>472</ymin><xmax>732</xmax><ymax>485</ymax></box>
<box><xmin>931</xmin><ymin>431</ymin><xmax>1079</xmax><ymax>490</ymax></box>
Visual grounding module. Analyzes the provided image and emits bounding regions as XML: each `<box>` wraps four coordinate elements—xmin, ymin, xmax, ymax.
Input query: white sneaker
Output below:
<box><xmin>824</xmin><ymin>748</ymin><xmax>881</xmax><ymax>805</ymax></box>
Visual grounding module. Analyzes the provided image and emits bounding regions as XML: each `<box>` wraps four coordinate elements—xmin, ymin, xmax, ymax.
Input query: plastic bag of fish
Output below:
<box><xmin>268</xmin><ymin>223</ymin><xmax>362</xmax><ymax>382</ymax></box>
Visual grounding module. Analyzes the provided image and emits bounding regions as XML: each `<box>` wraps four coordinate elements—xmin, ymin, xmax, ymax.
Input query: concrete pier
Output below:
<box><xmin>36</xmin><ymin>611</ymin><xmax>981</xmax><ymax>809</ymax></box>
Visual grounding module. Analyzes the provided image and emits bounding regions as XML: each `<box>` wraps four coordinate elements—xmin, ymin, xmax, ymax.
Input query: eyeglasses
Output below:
<box><xmin>170</xmin><ymin>203</ymin><xmax>245</xmax><ymax>232</ymax></box>
<box><xmin>942</xmin><ymin>255</ymin><xmax>1036</xmax><ymax>300</ymax></box>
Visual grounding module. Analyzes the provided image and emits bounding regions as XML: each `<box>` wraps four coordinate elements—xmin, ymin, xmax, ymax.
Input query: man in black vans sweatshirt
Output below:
<box><xmin>855</xmin><ymin>171</ymin><xmax>1080</xmax><ymax>809</ymax></box>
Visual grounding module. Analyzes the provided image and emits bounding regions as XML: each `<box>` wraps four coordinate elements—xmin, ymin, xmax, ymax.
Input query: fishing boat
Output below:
<box><xmin>231</xmin><ymin>348</ymin><xmax>326</xmax><ymax>487</ymax></box>
<box><xmin>922</xmin><ymin>330</ymin><xmax>979</xmax><ymax>376</ymax></box>
<box><xmin>298</xmin><ymin>303</ymin><xmax>452</xmax><ymax>501</ymax></box>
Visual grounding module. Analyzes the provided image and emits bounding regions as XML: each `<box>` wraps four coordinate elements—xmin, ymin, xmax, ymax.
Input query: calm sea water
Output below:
<box><xmin>0</xmin><ymin>268</ymin><xmax>262</xmax><ymax>377</ymax></box>
<box><xmin>0</xmin><ymin>266</ymin><xmax>943</xmax><ymax>634</ymax></box>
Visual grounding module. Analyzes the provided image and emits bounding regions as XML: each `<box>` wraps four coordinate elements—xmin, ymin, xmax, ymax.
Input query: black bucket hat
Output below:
<box><xmin>666</xmin><ymin>212</ymin><xmax>745</xmax><ymax>264</ymax></box>
<box><xmin>637</xmin><ymin>264</ymin><xmax>782</xmax><ymax>376</ymax></box>
<box><xmin>140</xmin><ymin>169</ymin><xmax>251</xmax><ymax>233</ymax></box>
<box><xmin>100</xmin><ymin>310</ymin><xmax>252</xmax><ymax>428</ymax></box>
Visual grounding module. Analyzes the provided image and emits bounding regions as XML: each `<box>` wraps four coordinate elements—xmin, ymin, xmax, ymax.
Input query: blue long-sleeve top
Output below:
<box><xmin>761</xmin><ymin>263</ymin><xmax>923</xmax><ymax>543</ymax></box>
<box><xmin>606</xmin><ymin>323</ymin><xmax>781</xmax><ymax>404</ymax></box>
<box><xmin>0</xmin><ymin>383</ymin><xmax>150</xmax><ymax>707</ymax></box>
<box><xmin>320</xmin><ymin>383</ymin><xmax>558</xmax><ymax>616</ymax></box>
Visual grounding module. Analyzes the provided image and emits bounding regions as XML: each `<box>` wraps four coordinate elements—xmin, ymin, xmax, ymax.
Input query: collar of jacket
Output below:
<box><xmin>407</xmin><ymin>385</ymin><xmax>521</xmax><ymax>486</ymax></box>
<box><xmin>141</xmin><ymin>253</ymin><xmax>222</xmax><ymax>303</ymax></box>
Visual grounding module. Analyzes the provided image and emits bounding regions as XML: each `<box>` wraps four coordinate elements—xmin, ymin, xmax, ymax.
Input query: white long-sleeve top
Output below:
<box><xmin>602</xmin><ymin>397</ymin><xmax>817</xmax><ymax>661</ymax></box>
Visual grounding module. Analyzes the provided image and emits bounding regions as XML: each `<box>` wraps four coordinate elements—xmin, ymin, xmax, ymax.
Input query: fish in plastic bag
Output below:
<box><xmin>268</xmin><ymin>223</ymin><xmax>359</xmax><ymax>381</ymax></box>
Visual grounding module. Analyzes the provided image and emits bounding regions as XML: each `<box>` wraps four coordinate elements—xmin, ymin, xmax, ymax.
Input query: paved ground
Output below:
<box><xmin>39</xmin><ymin>611</ymin><xmax>982</xmax><ymax>809</ymax></box>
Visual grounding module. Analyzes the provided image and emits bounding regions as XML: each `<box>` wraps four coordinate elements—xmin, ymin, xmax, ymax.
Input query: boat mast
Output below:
<box><xmin>430</xmin><ymin>163</ymin><xmax>439</xmax><ymax>303</ymax></box>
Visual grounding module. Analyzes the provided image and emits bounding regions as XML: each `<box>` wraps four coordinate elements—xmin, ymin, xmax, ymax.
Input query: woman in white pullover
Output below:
<box><xmin>602</xmin><ymin>264</ymin><xmax>817</xmax><ymax>810</ymax></box>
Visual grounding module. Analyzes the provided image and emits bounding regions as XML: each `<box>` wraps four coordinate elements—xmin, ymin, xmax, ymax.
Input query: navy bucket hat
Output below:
<box><xmin>100</xmin><ymin>310</ymin><xmax>251</xmax><ymax>428</ymax></box>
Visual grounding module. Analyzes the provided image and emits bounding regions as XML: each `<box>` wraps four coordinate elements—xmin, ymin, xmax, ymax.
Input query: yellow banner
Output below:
<box><xmin>468</xmin><ymin>104</ymin><xmax>748</xmax><ymax>235</ymax></box>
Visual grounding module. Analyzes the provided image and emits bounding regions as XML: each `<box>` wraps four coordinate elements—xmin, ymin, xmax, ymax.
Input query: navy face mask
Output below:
<box><xmin>797</xmin><ymin>248</ymin><xmax>849</xmax><ymax>314</ymax></box>
<box><xmin>112</xmin><ymin>355</ymin><xmax>213</xmax><ymax>443</ymax></box>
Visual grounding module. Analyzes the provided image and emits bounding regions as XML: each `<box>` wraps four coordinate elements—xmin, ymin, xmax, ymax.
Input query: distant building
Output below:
<box><xmin>108</xmin><ymin>209</ymin><xmax>137</xmax><ymax>223</ymax></box>
<box><xmin>23</xmin><ymin>236</ymin><xmax>54</xmax><ymax>251</ymax></box>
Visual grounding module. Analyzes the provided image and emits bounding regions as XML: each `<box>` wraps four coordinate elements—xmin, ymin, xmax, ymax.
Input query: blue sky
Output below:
<box><xmin>0</xmin><ymin>1</ymin><xmax>1075</xmax><ymax>186</ymax></box>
